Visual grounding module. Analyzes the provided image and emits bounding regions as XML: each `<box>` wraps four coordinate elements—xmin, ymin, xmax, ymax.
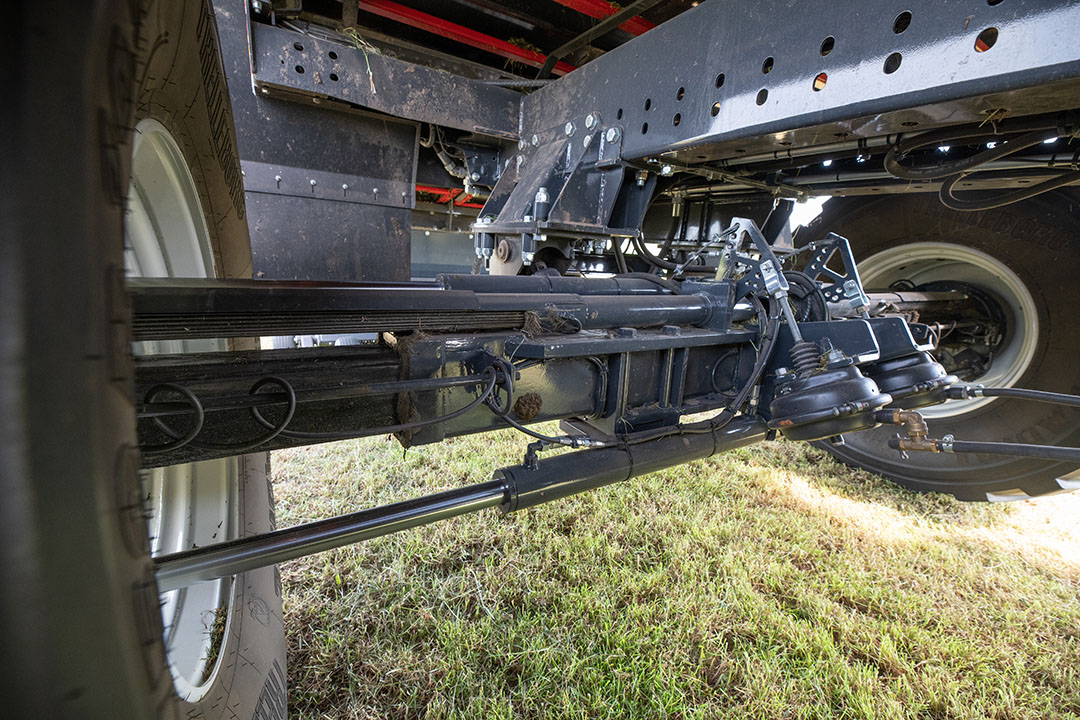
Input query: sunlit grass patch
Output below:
<box><xmin>274</xmin><ymin>429</ymin><xmax>1080</xmax><ymax>719</ymax></box>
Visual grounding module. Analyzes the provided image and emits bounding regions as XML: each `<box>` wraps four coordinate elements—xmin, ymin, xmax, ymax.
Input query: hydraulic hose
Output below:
<box><xmin>632</xmin><ymin>232</ymin><xmax>678</xmax><ymax>271</ymax></box>
<box><xmin>947</xmin><ymin>439</ymin><xmax>1080</xmax><ymax>462</ymax></box>
<box><xmin>882</xmin><ymin>113</ymin><xmax>1080</xmax><ymax>210</ymax></box>
<box><xmin>940</xmin><ymin>169</ymin><xmax>1080</xmax><ymax>211</ymax></box>
<box><xmin>884</xmin><ymin>127</ymin><xmax>1059</xmax><ymax>181</ymax></box>
<box><xmin>946</xmin><ymin>385</ymin><xmax>1080</xmax><ymax>408</ymax></box>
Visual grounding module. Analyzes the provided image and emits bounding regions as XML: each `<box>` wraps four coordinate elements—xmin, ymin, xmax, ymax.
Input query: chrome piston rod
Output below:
<box><xmin>154</xmin><ymin>479</ymin><xmax>507</xmax><ymax>592</ymax></box>
<box><xmin>154</xmin><ymin>417</ymin><xmax>767</xmax><ymax>591</ymax></box>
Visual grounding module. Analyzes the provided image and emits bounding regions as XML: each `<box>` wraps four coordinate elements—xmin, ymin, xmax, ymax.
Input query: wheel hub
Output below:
<box><xmin>858</xmin><ymin>242</ymin><xmax>1039</xmax><ymax>419</ymax></box>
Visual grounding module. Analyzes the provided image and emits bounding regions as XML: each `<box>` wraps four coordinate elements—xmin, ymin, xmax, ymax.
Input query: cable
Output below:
<box><xmin>142</xmin><ymin>384</ymin><xmax>205</xmax><ymax>453</ymax></box>
<box><xmin>482</xmin><ymin>358</ymin><xmax>606</xmax><ymax>448</ymax></box>
<box><xmin>137</xmin><ymin>373</ymin><xmax>496</xmax><ymax>420</ymax></box>
<box><xmin>484</xmin><ymin>358</ymin><xmax>515</xmax><ymax>417</ymax></box>
<box><xmin>783</xmin><ymin>270</ymin><xmax>829</xmax><ymax>322</ymax></box>
<box><xmin>880</xmin><ymin>114</ymin><xmax>1080</xmax><ymax>210</ymax></box>
<box><xmin>947</xmin><ymin>439</ymin><xmax>1080</xmax><ymax>462</ymax></box>
<box><xmin>151</xmin><ymin>377</ymin><xmax>297</xmax><ymax>454</ymax></box>
<box><xmin>612</xmin><ymin>295</ymin><xmax>781</xmax><ymax>446</ymax></box>
<box><xmin>947</xmin><ymin>385</ymin><xmax>1080</xmax><ymax>408</ymax></box>
<box><xmin>884</xmin><ymin>128</ymin><xmax>1059</xmax><ymax>181</ymax></box>
<box><xmin>939</xmin><ymin>169</ymin><xmax>1080</xmax><ymax>212</ymax></box>
<box><xmin>251</xmin><ymin>367</ymin><xmax>500</xmax><ymax>441</ymax></box>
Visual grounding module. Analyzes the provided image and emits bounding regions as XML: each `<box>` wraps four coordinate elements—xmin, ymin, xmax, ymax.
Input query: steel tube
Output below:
<box><xmin>437</xmin><ymin>274</ymin><xmax>674</xmax><ymax>296</ymax></box>
<box><xmin>154</xmin><ymin>479</ymin><xmax>508</xmax><ymax>591</ymax></box>
<box><xmin>130</xmin><ymin>278</ymin><xmax>716</xmax><ymax>340</ymax></box>
<box><xmin>498</xmin><ymin>416</ymin><xmax>768</xmax><ymax>512</ymax></box>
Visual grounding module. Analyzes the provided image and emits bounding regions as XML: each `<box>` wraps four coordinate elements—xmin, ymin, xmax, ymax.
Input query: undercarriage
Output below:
<box><xmin>5</xmin><ymin>0</ymin><xmax>1080</xmax><ymax>717</ymax></box>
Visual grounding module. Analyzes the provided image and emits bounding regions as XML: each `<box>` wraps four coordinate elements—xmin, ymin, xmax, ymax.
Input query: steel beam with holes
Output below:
<box><xmin>522</xmin><ymin>0</ymin><xmax>1080</xmax><ymax>164</ymax></box>
<box><xmin>248</xmin><ymin>20</ymin><xmax>521</xmax><ymax>138</ymax></box>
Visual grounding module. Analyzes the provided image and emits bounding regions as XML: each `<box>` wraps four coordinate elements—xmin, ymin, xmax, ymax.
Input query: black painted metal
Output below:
<box><xmin>127</xmin><ymin>278</ymin><xmax>719</xmax><ymax>340</ymax></box>
<box><xmin>215</xmin><ymin>0</ymin><xmax>415</xmax><ymax>281</ymax></box>
<box><xmin>437</xmin><ymin>274</ymin><xmax>675</xmax><ymax>295</ymax></box>
<box><xmin>497</xmin><ymin>416</ymin><xmax>769</xmax><ymax>512</ymax></box>
<box><xmin>505</xmin><ymin>327</ymin><xmax>753</xmax><ymax>359</ymax></box>
<box><xmin>521</xmin><ymin>0</ymin><xmax>1080</xmax><ymax>164</ymax></box>
<box><xmin>865</xmin><ymin>317</ymin><xmax>935</xmax><ymax>362</ymax></box>
<box><xmin>248</xmin><ymin>20</ymin><xmax>520</xmax><ymax>138</ymax></box>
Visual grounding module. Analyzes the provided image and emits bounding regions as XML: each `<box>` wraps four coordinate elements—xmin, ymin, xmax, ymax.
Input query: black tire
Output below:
<box><xmin>801</xmin><ymin>192</ymin><xmax>1080</xmax><ymax>501</ymax></box>
<box><xmin>2</xmin><ymin>2</ymin><xmax>285</xmax><ymax>718</ymax></box>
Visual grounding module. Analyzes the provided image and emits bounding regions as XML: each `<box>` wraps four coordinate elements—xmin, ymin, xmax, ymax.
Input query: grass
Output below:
<box><xmin>272</xmin><ymin>427</ymin><xmax>1080</xmax><ymax>720</ymax></box>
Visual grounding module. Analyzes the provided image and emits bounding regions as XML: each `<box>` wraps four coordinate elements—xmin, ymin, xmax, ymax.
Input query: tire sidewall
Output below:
<box><xmin>136</xmin><ymin>3</ymin><xmax>286</xmax><ymax>716</ymax></box>
<box><xmin>2</xmin><ymin>2</ymin><xmax>285</xmax><ymax>718</ymax></box>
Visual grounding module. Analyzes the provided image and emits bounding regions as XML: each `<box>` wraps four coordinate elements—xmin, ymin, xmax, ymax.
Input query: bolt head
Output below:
<box><xmin>564</xmin><ymin>122</ymin><xmax>575</xmax><ymax>136</ymax></box>
<box><xmin>518</xmin><ymin>139</ymin><xmax>527</xmax><ymax>150</ymax></box>
<box><xmin>471</xmin><ymin>172</ymin><xmax>481</xmax><ymax>181</ymax></box>
<box><xmin>585</xmin><ymin>113</ymin><xmax>597</xmax><ymax>129</ymax></box>
<box><xmin>530</xmin><ymin>134</ymin><xmax>539</xmax><ymax>147</ymax></box>
<box><xmin>342</xmin><ymin>183</ymin><xmax>349</xmax><ymax>190</ymax></box>
<box><xmin>605</xmin><ymin>127</ymin><xmax>620</xmax><ymax>142</ymax></box>
<box><xmin>309</xmin><ymin>179</ymin><xmax>317</xmax><ymax>186</ymax></box>
<box><xmin>660</xmin><ymin>164</ymin><xmax>674</xmax><ymax>176</ymax></box>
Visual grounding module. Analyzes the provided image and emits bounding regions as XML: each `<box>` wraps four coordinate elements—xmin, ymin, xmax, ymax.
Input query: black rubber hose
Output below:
<box><xmin>939</xmin><ymin>169</ymin><xmax>1080</xmax><ymax>212</ymax></box>
<box><xmin>632</xmin><ymin>232</ymin><xmax>678</xmax><ymax>271</ymax></box>
<box><xmin>890</xmin><ymin>116</ymin><xmax>1061</xmax><ymax>157</ymax></box>
<box><xmin>884</xmin><ymin>128</ymin><xmax>1058</xmax><ymax>181</ymax></box>
<box><xmin>947</xmin><ymin>386</ymin><xmax>1080</xmax><ymax>408</ymax></box>
<box><xmin>949</xmin><ymin>440</ymin><xmax>1080</xmax><ymax>463</ymax></box>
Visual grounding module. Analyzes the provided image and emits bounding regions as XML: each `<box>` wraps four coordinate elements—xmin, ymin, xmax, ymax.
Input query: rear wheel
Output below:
<box><xmin>127</xmin><ymin>115</ymin><xmax>285</xmax><ymax>709</ymax></box>
<box><xmin>802</xmin><ymin>193</ymin><xmax>1080</xmax><ymax>500</ymax></box>
<box><xmin>3</xmin><ymin>2</ymin><xmax>285</xmax><ymax>717</ymax></box>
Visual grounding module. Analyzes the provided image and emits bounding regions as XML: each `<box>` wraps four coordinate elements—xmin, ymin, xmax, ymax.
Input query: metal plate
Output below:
<box><xmin>215</xmin><ymin>0</ymin><xmax>418</xmax><ymax>280</ymax></box>
<box><xmin>245</xmin><ymin>193</ymin><xmax>411</xmax><ymax>282</ymax></box>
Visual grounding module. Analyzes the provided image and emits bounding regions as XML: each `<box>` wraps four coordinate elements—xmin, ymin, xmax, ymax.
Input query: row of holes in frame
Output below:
<box><xmin>625</xmin><ymin>5</ymin><xmax>1004</xmax><ymax>135</ymax></box>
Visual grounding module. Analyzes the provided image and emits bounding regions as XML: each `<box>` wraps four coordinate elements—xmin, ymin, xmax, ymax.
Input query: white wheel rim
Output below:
<box><xmin>126</xmin><ymin>118</ymin><xmax>237</xmax><ymax>701</ymax></box>
<box><xmin>858</xmin><ymin>242</ymin><xmax>1039</xmax><ymax>419</ymax></box>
